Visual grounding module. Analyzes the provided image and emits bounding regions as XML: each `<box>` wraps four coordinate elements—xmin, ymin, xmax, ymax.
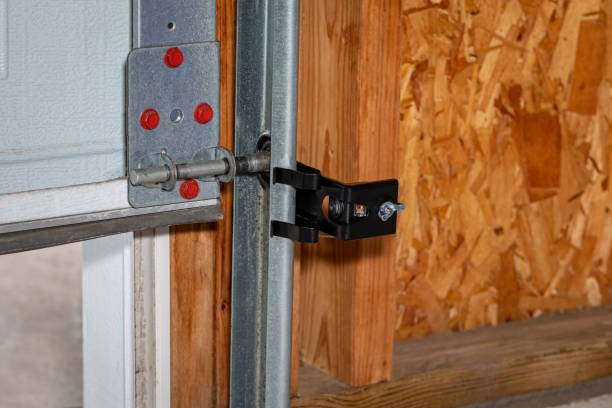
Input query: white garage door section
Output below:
<box><xmin>0</xmin><ymin>0</ymin><xmax>221</xmax><ymax>254</ymax></box>
<box><xmin>0</xmin><ymin>0</ymin><xmax>129</xmax><ymax>195</ymax></box>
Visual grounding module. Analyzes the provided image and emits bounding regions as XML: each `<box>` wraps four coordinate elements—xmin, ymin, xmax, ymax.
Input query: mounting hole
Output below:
<box><xmin>322</xmin><ymin>196</ymin><xmax>331</xmax><ymax>220</ymax></box>
<box><xmin>170</xmin><ymin>109</ymin><xmax>184</xmax><ymax>123</ymax></box>
<box><xmin>167</xmin><ymin>21</ymin><xmax>176</xmax><ymax>31</ymax></box>
<box><xmin>256</xmin><ymin>133</ymin><xmax>271</xmax><ymax>152</ymax></box>
<box><xmin>256</xmin><ymin>132</ymin><xmax>271</xmax><ymax>187</ymax></box>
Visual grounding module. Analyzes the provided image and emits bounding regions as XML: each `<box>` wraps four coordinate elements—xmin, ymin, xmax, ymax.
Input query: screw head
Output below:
<box><xmin>194</xmin><ymin>103</ymin><xmax>213</xmax><ymax>124</ymax></box>
<box><xmin>164</xmin><ymin>47</ymin><xmax>184</xmax><ymax>68</ymax></box>
<box><xmin>180</xmin><ymin>179</ymin><xmax>199</xmax><ymax>200</ymax></box>
<box><xmin>140</xmin><ymin>109</ymin><xmax>160</xmax><ymax>130</ymax></box>
<box><xmin>378</xmin><ymin>201</ymin><xmax>406</xmax><ymax>222</ymax></box>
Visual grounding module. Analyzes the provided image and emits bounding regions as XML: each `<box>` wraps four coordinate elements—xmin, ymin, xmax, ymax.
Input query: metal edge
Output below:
<box><xmin>230</xmin><ymin>0</ymin><xmax>299</xmax><ymax>406</ymax></box>
<box><xmin>230</xmin><ymin>0</ymin><xmax>271</xmax><ymax>407</ymax></box>
<box><xmin>0</xmin><ymin>202</ymin><xmax>221</xmax><ymax>255</ymax></box>
<box><xmin>264</xmin><ymin>0</ymin><xmax>299</xmax><ymax>405</ymax></box>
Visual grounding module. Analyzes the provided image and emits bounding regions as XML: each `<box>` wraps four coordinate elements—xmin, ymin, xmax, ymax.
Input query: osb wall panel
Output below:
<box><xmin>396</xmin><ymin>0</ymin><xmax>612</xmax><ymax>339</ymax></box>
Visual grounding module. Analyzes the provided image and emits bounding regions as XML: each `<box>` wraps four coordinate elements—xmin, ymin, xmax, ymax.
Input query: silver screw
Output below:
<box><xmin>378</xmin><ymin>201</ymin><xmax>405</xmax><ymax>222</ymax></box>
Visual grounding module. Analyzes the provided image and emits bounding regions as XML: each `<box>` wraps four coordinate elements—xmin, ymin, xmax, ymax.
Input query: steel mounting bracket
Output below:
<box><xmin>272</xmin><ymin>162</ymin><xmax>403</xmax><ymax>243</ymax></box>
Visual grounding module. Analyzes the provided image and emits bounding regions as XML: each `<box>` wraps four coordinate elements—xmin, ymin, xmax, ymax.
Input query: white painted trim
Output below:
<box><xmin>134</xmin><ymin>229</ymin><xmax>171</xmax><ymax>408</ymax></box>
<box><xmin>0</xmin><ymin>177</ymin><xmax>220</xmax><ymax>230</ymax></box>
<box><xmin>154</xmin><ymin>228</ymin><xmax>171</xmax><ymax>408</ymax></box>
<box><xmin>83</xmin><ymin>230</ymin><xmax>171</xmax><ymax>408</ymax></box>
<box><xmin>0</xmin><ymin>179</ymin><xmax>127</xmax><ymax>224</ymax></box>
<box><xmin>124</xmin><ymin>237</ymin><xmax>137</xmax><ymax>408</ymax></box>
<box><xmin>83</xmin><ymin>233</ymin><xmax>135</xmax><ymax>408</ymax></box>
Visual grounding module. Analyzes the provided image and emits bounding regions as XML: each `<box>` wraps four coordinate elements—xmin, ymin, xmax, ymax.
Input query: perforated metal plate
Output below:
<box><xmin>127</xmin><ymin>42</ymin><xmax>220</xmax><ymax>208</ymax></box>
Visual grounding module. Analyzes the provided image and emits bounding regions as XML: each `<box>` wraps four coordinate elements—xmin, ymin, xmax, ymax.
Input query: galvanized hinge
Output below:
<box><xmin>126</xmin><ymin>41</ymin><xmax>273</xmax><ymax>206</ymax></box>
<box><xmin>127</xmin><ymin>42</ymin><xmax>224</xmax><ymax>208</ymax></box>
<box><xmin>128</xmin><ymin>0</ymin><xmax>223</xmax><ymax>208</ymax></box>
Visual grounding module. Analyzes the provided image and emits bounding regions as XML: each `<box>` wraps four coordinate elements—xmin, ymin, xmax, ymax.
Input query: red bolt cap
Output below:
<box><xmin>164</xmin><ymin>47</ymin><xmax>184</xmax><ymax>68</ymax></box>
<box><xmin>140</xmin><ymin>109</ymin><xmax>160</xmax><ymax>130</ymax></box>
<box><xmin>180</xmin><ymin>179</ymin><xmax>199</xmax><ymax>200</ymax></box>
<box><xmin>194</xmin><ymin>103</ymin><xmax>213</xmax><ymax>124</ymax></box>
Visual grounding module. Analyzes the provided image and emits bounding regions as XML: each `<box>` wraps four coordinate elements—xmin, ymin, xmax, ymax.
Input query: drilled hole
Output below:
<box><xmin>170</xmin><ymin>109</ymin><xmax>184</xmax><ymax>123</ymax></box>
<box><xmin>167</xmin><ymin>21</ymin><xmax>176</xmax><ymax>31</ymax></box>
<box><xmin>321</xmin><ymin>195</ymin><xmax>330</xmax><ymax>220</ymax></box>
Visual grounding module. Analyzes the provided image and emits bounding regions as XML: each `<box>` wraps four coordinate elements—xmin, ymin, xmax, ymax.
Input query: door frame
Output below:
<box><xmin>82</xmin><ymin>230</ymin><xmax>171</xmax><ymax>407</ymax></box>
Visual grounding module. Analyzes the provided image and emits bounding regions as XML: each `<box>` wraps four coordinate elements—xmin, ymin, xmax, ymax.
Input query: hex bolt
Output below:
<box><xmin>179</xmin><ymin>179</ymin><xmax>199</xmax><ymax>200</ymax></box>
<box><xmin>140</xmin><ymin>109</ymin><xmax>160</xmax><ymax>130</ymax></box>
<box><xmin>378</xmin><ymin>201</ymin><xmax>406</xmax><ymax>222</ymax></box>
<box><xmin>194</xmin><ymin>103</ymin><xmax>213</xmax><ymax>124</ymax></box>
<box><xmin>164</xmin><ymin>47</ymin><xmax>184</xmax><ymax>68</ymax></box>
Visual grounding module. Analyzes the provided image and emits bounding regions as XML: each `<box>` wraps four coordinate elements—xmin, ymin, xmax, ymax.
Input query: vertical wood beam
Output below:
<box><xmin>297</xmin><ymin>0</ymin><xmax>401</xmax><ymax>386</ymax></box>
<box><xmin>170</xmin><ymin>1</ymin><xmax>235</xmax><ymax>406</ymax></box>
<box><xmin>291</xmin><ymin>246</ymin><xmax>301</xmax><ymax>397</ymax></box>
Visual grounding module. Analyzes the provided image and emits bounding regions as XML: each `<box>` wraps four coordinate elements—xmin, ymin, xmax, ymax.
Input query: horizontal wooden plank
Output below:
<box><xmin>293</xmin><ymin>307</ymin><xmax>612</xmax><ymax>407</ymax></box>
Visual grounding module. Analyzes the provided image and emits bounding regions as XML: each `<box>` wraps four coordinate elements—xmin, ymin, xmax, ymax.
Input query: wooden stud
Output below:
<box><xmin>297</xmin><ymin>0</ymin><xmax>402</xmax><ymax>386</ymax></box>
<box><xmin>170</xmin><ymin>1</ymin><xmax>235</xmax><ymax>406</ymax></box>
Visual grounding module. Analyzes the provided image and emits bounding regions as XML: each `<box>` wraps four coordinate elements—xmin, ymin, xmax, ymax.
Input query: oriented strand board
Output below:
<box><xmin>395</xmin><ymin>0</ymin><xmax>612</xmax><ymax>340</ymax></box>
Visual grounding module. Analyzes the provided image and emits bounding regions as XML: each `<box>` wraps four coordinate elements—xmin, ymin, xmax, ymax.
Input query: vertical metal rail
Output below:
<box><xmin>231</xmin><ymin>1</ymin><xmax>271</xmax><ymax>407</ymax></box>
<box><xmin>231</xmin><ymin>0</ymin><xmax>298</xmax><ymax>406</ymax></box>
<box><xmin>265</xmin><ymin>0</ymin><xmax>299</xmax><ymax>405</ymax></box>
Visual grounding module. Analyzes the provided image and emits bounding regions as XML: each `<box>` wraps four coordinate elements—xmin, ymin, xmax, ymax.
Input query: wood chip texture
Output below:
<box><xmin>395</xmin><ymin>0</ymin><xmax>612</xmax><ymax>340</ymax></box>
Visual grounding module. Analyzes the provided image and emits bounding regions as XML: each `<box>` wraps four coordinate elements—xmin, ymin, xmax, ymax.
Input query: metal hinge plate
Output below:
<box><xmin>127</xmin><ymin>42</ymin><xmax>220</xmax><ymax>208</ymax></box>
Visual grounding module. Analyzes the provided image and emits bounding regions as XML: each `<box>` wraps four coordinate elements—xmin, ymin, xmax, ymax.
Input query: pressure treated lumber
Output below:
<box><xmin>396</xmin><ymin>0</ymin><xmax>612</xmax><ymax>340</ymax></box>
<box><xmin>297</xmin><ymin>0</ymin><xmax>402</xmax><ymax>387</ymax></box>
<box><xmin>292</xmin><ymin>307</ymin><xmax>612</xmax><ymax>407</ymax></box>
<box><xmin>169</xmin><ymin>1</ymin><xmax>235</xmax><ymax>406</ymax></box>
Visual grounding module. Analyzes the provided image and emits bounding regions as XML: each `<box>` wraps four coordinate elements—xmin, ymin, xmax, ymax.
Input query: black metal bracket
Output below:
<box><xmin>271</xmin><ymin>163</ymin><xmax>401</xmax><ymax>243</ymax></box>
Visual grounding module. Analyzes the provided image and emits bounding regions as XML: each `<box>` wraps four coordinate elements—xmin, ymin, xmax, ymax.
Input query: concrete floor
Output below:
<box><xmin>474</xmin><ymin>376</ymin><xmax>612</xmax><ymax>408</ymax></box>
<box><xmin>552</xmin><ymin>395</ymin><xmax>612</xmax><ymax>408</ymax></box>
<box><xmin>0</xmin><ymin>243</ymin><xmax>610</xmax><ymax>407</ymax></box>
<box><xmin>0</xmin><ymin>244</ymin><xmax>82</xmax><ymax>408</ymax></box>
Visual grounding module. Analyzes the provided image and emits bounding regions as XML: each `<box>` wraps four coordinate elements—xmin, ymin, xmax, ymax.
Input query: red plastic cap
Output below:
<box><xmin>180</xmin><ymin>179</ymin><xmax>199</xmax><ymax>200</ymax></box>
<box><xmin>140</xmin><ymin>109</ymin><xmax>160</xmax><ymax>130</ymax></box>
<box><xmin>194</xmin><ymin>103</ymin><xmax>213</xmax><ymax>124</ymax></box>
<box><xmin>164</xmin><ymin>47</ymin><xmax>184</xmax><ymax>68</ymax></box>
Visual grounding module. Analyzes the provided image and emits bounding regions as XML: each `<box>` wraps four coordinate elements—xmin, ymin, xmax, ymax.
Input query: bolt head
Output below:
<box><xmin>140</xmin><ymin>109</ymin><xmax>160</xmax><ymax>130</ymax></box>
<box><xmin>180</xmin><ymin>179</ymin><xmax>199</xmax><ymax>200</ymax></box>
<box><xmin>378</xmin><ymin>201</ymin><xmax>405</xmax><ymax>222</ymax></box>
<box><xmin>194</xmin><ymin>103</ymin><xmax>213</xmax><ymax>124</ymax></box>
<box><xmin>164</xmin><ymin>47</ymin><xmax>184</xmax><ymax>68</ymax></box>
